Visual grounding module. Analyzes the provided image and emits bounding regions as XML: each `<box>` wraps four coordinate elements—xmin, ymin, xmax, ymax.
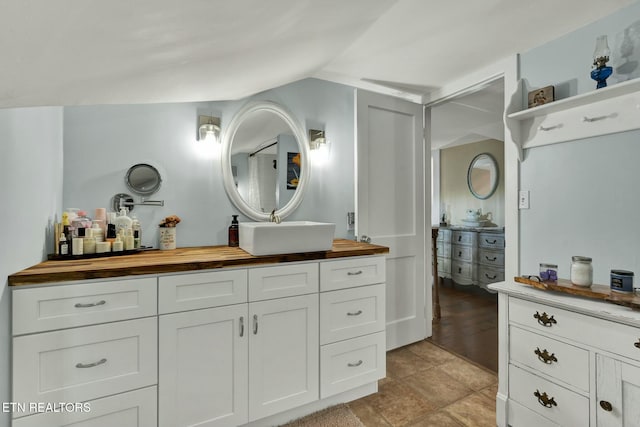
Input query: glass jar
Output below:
<box><xmin>571</xmin><ymin>256</ymin><xmax>593</xmax><ymax>287</ymax></box>
<box><xmin>539</xmin><ymin>263</ymin><xmax>558</xmax><ymax>281</ymax></box>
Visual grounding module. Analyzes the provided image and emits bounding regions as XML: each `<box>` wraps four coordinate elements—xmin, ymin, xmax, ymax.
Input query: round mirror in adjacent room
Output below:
<box><xmin>125</xmin><ymin>163</ymin><xmax>162</xmax><ymax>196</ymax></box>
<box><xmin>467</xmin><ymin>153</ymin><xmax>499</xmax><ymax>199</ymax></box>
<box><xmin>221</xmin><ymin>101</ymin><xmax>310</xmax><ymax>221</ymax></box>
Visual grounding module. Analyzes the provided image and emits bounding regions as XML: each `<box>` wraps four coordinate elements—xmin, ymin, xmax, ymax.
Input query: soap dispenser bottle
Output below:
<box><xmin>114</xmin><ymin>208</ymin><xmax>132</xmax><ymax>235</ymax></box>
<box><xmin>228</xmin><ymin>215</ymin><xmax>239</xmax><ymax>247</ymax></box>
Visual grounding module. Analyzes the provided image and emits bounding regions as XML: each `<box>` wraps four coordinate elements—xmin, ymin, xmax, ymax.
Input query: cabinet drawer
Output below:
<box><xmin>478</xmin><ymin>232</ymin><xmax>504</xmax><ymax>249</ymax></box>
<box><xmin>451</xmin><ymin>260</ymin><xmax>475</xmax><ymax>283</ymax></box>
<box><xmin>320</xmin><ymin>256</ymin><xmax>385</xmax><ymax>292</ymax></box>
<box><xmin>436</xmin><ymin>229</ymin><xmax>451</xmax><ymax>243</ymax></box>
<box><xmin>452</xmin><ymin>230</ymin><xmax>476</xmax><ymax>246</ymax></box>
<box><xmin>320</xmin><ymin>331</ymin><xmax>386</xmax><ymax>399</ymax></box>
<box><xmin>320</xmin><ymin>284</ymin><xmax>385</xmax><ymax>344</ymax></box>
<box><xmin>13</xmin><ymin>317</ymin><xmax>157</xmax><ymax>412</ymax></box>
<box><xmin>478</xmin><ymin>248</ymin><xmax>504</xmax><ymax>267</ymax></box>
<box><xmin>509</xmin><ymin>364</ymin><xmax>588</xmax><ymax>427</ymax></box>
<box><xmin>436</xmin><ymin>241</ymin><xmax>451</xmax><ymax>258</ymax></box>
<box><xmin>510</xmin><ymin>326</ymin><xmax>589</xmax><ymax>391</ymax></box>
<box><xmin>508</xmin><ymin>400</ymin><xmax>561</xmax><ymax>427</ymax></box>
<box><xmin>248</xmin><ymin>263</ymin><xmax>318</xmax><ymax>301</ymax></box>
<box><xmin>12</xmin><ymin>386</ymin><xmax>157</xmax><ymax>427</ymax></box>
<box><xmin>451</xmin><ymin>244</ymin><xmax>474</xmax><ymax>262</ymax></box>
<box><xmin>436</xmin><ymin>257</ymin><xmax>451</xmax><ymax>275</ymax></box>
<box><xmin>12</xmin><ymin>277</ymin><xmax>157</xmax><ymax>335</ymax></box>
<box><xmin>159</xmin><ymin>269</ymin><xmax>247</xmax><ymax>313</ymax></box>
<box><xmin>478</xmin><ymin>266</ymin><xmax>504</xmax><ymax>284</ymax></box>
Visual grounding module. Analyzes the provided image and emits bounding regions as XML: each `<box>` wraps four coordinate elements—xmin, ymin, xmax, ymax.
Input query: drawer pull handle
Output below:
<box><xmin>485</xmin><ymin>256</ymin><xmax>497</xmax><ymax>261</ymax></box>
<box><xmin>458</xmin><ymin>267</ymin><xmax>462</xmax><ymax>274</ymax></box>
<box><xmin>634</xmin><ymin>340</ymin><xmax>640</xmax><ymax>349</ymax></box>
<box><xmin>253</xmin><ymin>314</ymin><xmax>258</xmax><ymax>335</ymax></box>
<box><xmin>485</xmin><ymin>239</ymin><xmax>497</xmax><ymax>244</ymax></box>
<box><xmin>600</xmin><ymin>400</ymin><xmax>613</xmax><ymax>412</ymax></box>
<box><xmin>76</xmin><ymin>358</ymin><xmax>107</xmax><ymax>369</ymax></box>
<box><xmin>74</xmin><ymin>300</ymin><xmax>106</xmax><ymax>308</ymax></box>
<box><xmin>534</xmin><ymin>348</ymin><xmax>558</xmax><ymax>364</ymax></box>
<box><xmin>538</xmin><ymin>124</ymin><xmax>562</xmax><ymax>132</ymax></box>
<box><xmin>239</xmin><ymin>316</ymin><xmax>244</xmax><ymax>337</ymax></box>
<box><xmin>458</xmin><ymin>251</ymin><xmax>462</xmax><ymax>257</ymax></box>
<box><xmin>347</xmin><ymin>310</ymin><xmax>363</xmax><ymax>316</ymax></box>
<box><xmin>534</xmin><ymin>311</ymin><xmax>557</xmax><ymax>327</ymax></box>
<box><xmin>348</xmin><ymin>360</ymin><xmax>363</xmax><ymax>367</ymax></box>
<box><xmin>485</xmin><ymin>273</ymin><xmax>497</xmax><ymax>280</ymax></box>
<box><xmin>534</xmin><ymin>390</ymin><xmax>557</xmax><ymax>408</ymax></box>
<box><xmin>347</xmin><ymin>270</ymin><xmax>363</xmax><ymax>276</ymax></box>
<box><xmin>458</xmin><ymin>236</ymin><xmax>462</xmax><ymax>241</ymax></box>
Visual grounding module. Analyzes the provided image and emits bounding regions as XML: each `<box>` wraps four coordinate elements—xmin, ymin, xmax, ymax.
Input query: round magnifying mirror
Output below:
<box><xmin>221</xmin><ymin>101</ymin><xmax>310</xmax><ymax>222</ymax></box>
<box><xmin>467</xmin><ymin>153</ymin><xmax>499</xmax><ymax>200</ymax></box>
<box><xmin>125</xmin><ymin>163</ymin><xmax>162</xmax><ymax>196</ymax></box>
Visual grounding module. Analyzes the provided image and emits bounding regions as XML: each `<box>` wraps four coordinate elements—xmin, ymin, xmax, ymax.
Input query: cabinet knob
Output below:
<box><xmin>534</xmin><ymin>390</ymin><xmax>557</xmax><ymax>408</ymax></box>
<box><xmin>534</xmin><ymin>348</ymin><xmax>558</xmax><ymax>364</ymax></box>
<box><xmin>534</xmin><ymin>311</ymin><xmax>557</xmax><ymax>327</ymax></box>
<box><xmin>599</xmin><ymin>400</ymin><xmax>613</xmax><ymax>412</ymax></box>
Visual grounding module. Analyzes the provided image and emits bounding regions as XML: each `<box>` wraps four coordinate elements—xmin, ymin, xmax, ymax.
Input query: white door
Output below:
<box><xmin>248</xmin><ymin>293</ymin><xmax>319</xmax><ymax>421</ymax></box>
<box><xmin>356</xmin><ymin>90</ymin><xmax>428</xmax><ymax>350</ymax></box>
<box><xmin>159</xmin><ymin>304</ymin><xmax>248</xmax><ymax>427</ymax></box>
<box><xmin>597</xmin><ymin>354</ymin><xmax>640</xmax><ymax>427</ymax></box>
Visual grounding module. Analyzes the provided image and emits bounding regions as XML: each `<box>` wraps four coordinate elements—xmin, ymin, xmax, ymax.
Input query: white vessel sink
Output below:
<box><xmin>239</xmin><ymin>221</ymin><xmax>336</xmax><ymax>256</ymax></box>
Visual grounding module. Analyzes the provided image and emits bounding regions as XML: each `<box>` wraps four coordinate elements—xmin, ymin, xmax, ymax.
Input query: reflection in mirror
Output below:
<box><xmin>222</xmin><ymin>101</ymin><xmax>310</xmax><ymax>222</ymax></box>
<box><xmin>467</xmin><ymin>153</ymin><xmax>498</xmax><ymax>200</ymax></box>
<box><xmin>125</xmin><ymin>163</ymin><xmax>162</xmax><ymax>195</ymax></box>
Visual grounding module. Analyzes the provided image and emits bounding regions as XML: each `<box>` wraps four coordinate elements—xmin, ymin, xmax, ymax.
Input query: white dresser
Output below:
<box><xmin>490</xmin><ymin>281</ymin><xmax>640</xmax><ymax>427</ymax></box>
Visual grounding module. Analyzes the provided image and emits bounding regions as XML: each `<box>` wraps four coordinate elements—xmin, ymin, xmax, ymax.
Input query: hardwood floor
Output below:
<box><xmin>429</xmin><ymin>279</ymin><xmax>498</xmax><ymax>372</ymax></box>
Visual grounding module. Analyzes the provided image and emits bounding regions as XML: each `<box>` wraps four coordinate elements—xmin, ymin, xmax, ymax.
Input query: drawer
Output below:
<box><xmin>436</xmin><ymin>228</ymin><xmax>451</xmax><ymax>243</ymax></box>
<box><xmin>12</xmin><ymin>386</ymin><xmax>157</xmax><ymax>427</ymax></box>
<box><xmin>451</xmin><ymin>260</ymin><xmax>475</xmax><ymax>284</ymax></box>
<box><xmin>13</xmin><ymin>317</ymin><xmax>157</xmax><ymax>413</ymax></box>
<box><xmin>452</xmin><ymin>230</ymin><xmax>477</xmax><ymax>246</ymax></box>
<box><xmin>478</xmin><ymin>248</ymin><xmax>504</xmax><ymax>267</ymax></box>
<box><xmin>320</xmin><ymin>284</ymin><xmax>385</xmax><ymax>344</ymax></box>
<box><xmin>508</xmin><ymin>400</ymin><xmax>561</xmax><ymax>427</ymax></box>
<box><xmin>478</xmin><ymin>232</ymin><xmax>504</xmax><ymax>249</ymax></box>
<box><xmin>248</xmin><ymin>262</ymin><xmax>318</xmax><ymax>301</ymax></box>
<box><xmin>451</xmin><ymin>244</ymin><xmax>474</xmax><ymax>262</ymax></box>
<box><xmin>509</xmin><ymin>364</ymin><xmax>588</xmax><ymax>427</ymax></box>
<box><xmin>510</xmin><ymin>297</ymin><xmax>640</xmax><ymax>364</ymax></box>
<box><xmin>320</xmin><ymin>331</ymin><xmax>386</xmax><ymax>399</ymax></box>
<box><xmin>12</xmin><ymin>277</ymin><xmax>157</xmax><ymax>335</ymax></box>
<box><xmin>436</xmin><ymin>257</ymin><xmax>451</xmax><ymax>275</ymax></box>
<box><xmin>478</xmin><ymin>265</ymin><xmax>504</xmax><ymax>284</ymax></box>
<box><xmin>320</xmin><ymin>256</ymin><xmax>385</xmax><ymax>292</ymax></box>
<box><xmin>510</xmin><ymin>326</ymin><xmax>589</xmax><ymax>391</ymax></box>
<box><xmin>436</xmin><ymin>241</ymin><xmax>451</xmax><ymax>258</ymax></box>
<box><xmin>159</xmin><ymin>269</ymin><xmax>247</xmax><ymax>313</ymax></box>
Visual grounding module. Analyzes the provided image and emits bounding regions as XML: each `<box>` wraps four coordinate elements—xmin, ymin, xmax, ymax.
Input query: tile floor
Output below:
<box><xmin>348</xmin><ymin>340</ymin><xmax>498</xmax><ymax>426</ymax></box>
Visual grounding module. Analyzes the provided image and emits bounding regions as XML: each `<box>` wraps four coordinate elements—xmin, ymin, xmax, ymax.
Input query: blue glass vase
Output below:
<box><xmin>591</xmin><ymin>66</ymin><xmax>613</xmax><ymax>89</ymax></box>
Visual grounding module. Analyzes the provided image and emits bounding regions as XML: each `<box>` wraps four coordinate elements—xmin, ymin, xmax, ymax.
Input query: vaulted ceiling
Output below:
<box><xmin>0</xmin><ymin>0</ymin><xmax>633</xmax><ymax>108</ymax></box>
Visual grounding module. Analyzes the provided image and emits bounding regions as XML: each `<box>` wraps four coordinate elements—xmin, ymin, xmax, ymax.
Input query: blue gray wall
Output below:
<box><xmin>519</xmin><ymin>1</ymin><xmax>640</xmax><ymax>284</ymax></box>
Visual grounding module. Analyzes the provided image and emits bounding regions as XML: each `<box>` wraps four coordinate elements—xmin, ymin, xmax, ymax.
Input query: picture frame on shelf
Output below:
<box><xmin>527</xmin><ymin>85</ymin><xmax>555</xmax><ymax>108</ymax></box>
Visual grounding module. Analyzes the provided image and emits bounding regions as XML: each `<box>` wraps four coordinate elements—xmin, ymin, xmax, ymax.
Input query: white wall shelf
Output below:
<box><xmin>505</xmin><ymin>78</ymin><xmax>640</xmax><ymax>150</ymax></box>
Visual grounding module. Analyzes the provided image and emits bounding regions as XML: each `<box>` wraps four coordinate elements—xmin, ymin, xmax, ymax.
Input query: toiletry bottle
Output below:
<box><xmin>91</xmin><ymin>221</ymin><xmax>104</xmax><ymax>243</ymax></box>
<box><xmin>62</xmin><ymin>212</ymin><xmax>73</xmax><ymax>254</ymax></box>
<box><xmin>228</xmin><ymin>215</ymin><xmax>239</xmax><ymax>247</ymax></box>
<box><xmin>71</xmin><ymin>210</ymin><xmax>92</xmax><ymax>237</ymax></box>
<box><xmin>83</xmin><ymin>229</ymin><xmax>97</xmax><ymax>254</ymax></box>
<box><xmin>131</xmin><ymin>214</ymin><xmax>142</xmax><ymax>249</ymax></box>
<box><xmin>58</xmin><ymin>233</ymin><xmax>69</xmax><ymax>256</ymax></box>
<box><xmin>106</xmin><ymin>223</ymin><xmax>117</xmax><ymax>244</ymax></box>
<box><xmin>114</xmin><ymin>208</ymin><xmax>132</xmax><ymax>235</ymax></box>
<box><xmin>124</xmin><ymin>228</ymin><xmax>135</xmax><ymax>251</ymax></box>
<box><xmin>113</xmin><ymin>236</ymin><xmax>124</xmax><ymax>252</ymax></box>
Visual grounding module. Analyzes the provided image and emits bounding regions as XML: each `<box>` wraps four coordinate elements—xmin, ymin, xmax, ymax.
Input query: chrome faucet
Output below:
<box><xmin>270</xmin><ymin>209</ymin><xmax>281</xmax><ymax>224</ymax></box>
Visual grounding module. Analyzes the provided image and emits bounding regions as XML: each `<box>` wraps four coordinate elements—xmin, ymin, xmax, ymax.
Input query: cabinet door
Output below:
<box><xmin>248</xmin><ymin>293</ymin><xmax>319</xmax><ymax>421</ymax></box>
<box><xmin>159</xmin><ymin>304</ymin><xmax>248</xmax><ymax>427</ymax></box>
<box><xmin>597</xmin><ymin>355</ymin><xmax>640</xmax><ymax>427</ymax></box>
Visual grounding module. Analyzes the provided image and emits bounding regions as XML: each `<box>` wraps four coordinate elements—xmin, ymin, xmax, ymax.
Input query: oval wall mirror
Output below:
<box><xmin>221</xmin><ymin>101</ymin><xmax>310</xmax><ymax>221</ymax></box>
<box><xmin>467</xmin><ymin>153</ymin><xmax>499</xmax><ymax>200</ymax></box>
<box><xmin>125</xmin><ymin>163</ymin><xmax>162</xmax><ymax>195</ymax></box>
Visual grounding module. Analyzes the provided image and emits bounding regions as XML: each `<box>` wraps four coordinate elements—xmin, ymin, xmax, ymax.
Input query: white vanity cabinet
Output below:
<box><xmin>491</xmin><ymin>282</ymin><xmax>640</xmax><ymax>427</ymax></box>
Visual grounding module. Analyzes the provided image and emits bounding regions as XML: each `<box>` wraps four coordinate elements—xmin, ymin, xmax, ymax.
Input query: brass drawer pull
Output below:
<box><xmin>600</xmin><ymin>400</ymin><xmax>613</xmax><ymax>412</ymax></box>
<box><xmin>634</xmin><ymin>340</ymin><xmax>640</xmax><ymax>349</ymax></box>
<box><xmin>347</xmin><ymin>270</ymin><xmax>363</xmax><ymax>276</ymax></box>
<box><xmin>76</xmin><ymin>358</ymin><xmax>107</xmax><ymax>369</ymax></box>
<box><xmin>485</xmin><ymin>273</ymin><xmax>497</xmax><ymax>280</ymax></box>
<box><xmin>534</xmin><ymin>390</ymin><xmax>557</xmax><ymax>408</ymax></box>
<box><xmin>74</xmin><ymin>300</ymin><xmax>106</xmax><ymax>308</ymax></box>
<box><xmin>485</xmin><ymin>239</ymin><xmax>497</xmax><ymax>244</ymax></box>
<box><xmin>347</xmin><ymin>310</ymin><xmax>363</xmax><ymax>316</ymax></box>
<box><xmin>348</xmin><ymin>360</ymin><xmax>363</xmax><ymax>367</ymax></box>
<box><xmin>485</xmin><ymin>256</ymin><xmax>497</xmax><ymax>261</ymax></box>
<box><xmin>534</xmin><ymin>348</ymin><xmax>558</xmax><ymax>364</ymax></box>
<box><xmin>534</xmin><ymin>311</ymin><xmax>557</xmax><ymax>327</ymax></box>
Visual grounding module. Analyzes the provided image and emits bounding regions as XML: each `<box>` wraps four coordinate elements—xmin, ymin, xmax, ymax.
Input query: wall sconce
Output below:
<box><xmin>309</xmin><ymin>129</ymin><xmax>330</xmax><ymax>165</ymax></box>
<box><xmin>198</xmin><ymin>115</ymin><xmax>221</xmax><ymax>143</ymax></box>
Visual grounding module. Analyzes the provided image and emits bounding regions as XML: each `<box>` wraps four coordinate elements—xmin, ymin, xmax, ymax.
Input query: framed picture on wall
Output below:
<box><xmin>287</xmin><ymin>152</ymin><xmax>300</xmax><ymax>190</ymax></box>
<box><xmin>527</xmin><ymin>85</ymin><xmax>555</xmax><ymax>108</ymax></box>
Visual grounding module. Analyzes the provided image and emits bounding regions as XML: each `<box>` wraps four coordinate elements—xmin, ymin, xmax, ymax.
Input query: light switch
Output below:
<box><xmin>519</xmin><ymin>190</ymin><xmax>530</xmax><ymax>209</ymax></box>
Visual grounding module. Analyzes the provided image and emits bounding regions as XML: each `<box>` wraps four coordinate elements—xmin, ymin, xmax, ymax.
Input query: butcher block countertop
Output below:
<box><xmin>9</xmin><ymin>239</ymin><xmax>389</xmax><ymax>286</ymax></box>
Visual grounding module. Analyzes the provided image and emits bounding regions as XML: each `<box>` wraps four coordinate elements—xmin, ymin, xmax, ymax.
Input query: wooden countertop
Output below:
<box><xmin>8</xmin><ymin>239</ymin><xmax>389</xmax><ymax>286</ymax></box>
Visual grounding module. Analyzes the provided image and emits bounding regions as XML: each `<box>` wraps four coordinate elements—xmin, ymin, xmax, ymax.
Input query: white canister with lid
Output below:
<box><xmin>571</xmin><ymin>256</ymin><xmax>593</xmax><ymax>287</ymax></box>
